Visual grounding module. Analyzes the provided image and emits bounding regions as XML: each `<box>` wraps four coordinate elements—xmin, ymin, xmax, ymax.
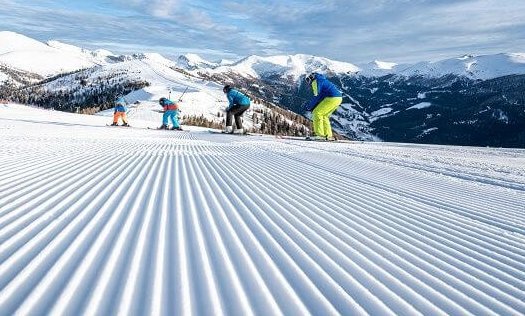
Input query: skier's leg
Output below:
<box><xmin>225</xmin><ymin>105</ymin><xmax>241</xmax><ymax>132</ymax></box>
<box><xmin>313</xmin><ymin>97</ymin><xmax>342</xmax><ymax>138</ymax></box>
<box><xmin>121</xmin><ymin>112</ymin><xmax>128</xmax><ymax>125</ymax></box>
<box><xmin>225</xmin><ymin>110</ymin><xmax>234</xmax><ymax>127</ymax></box>
<box><xmin>234</xmin><ymin>106</ymin><xmax>248</xmax><ymax>129</ymax></box>
<box><xmin>312</xmin><ymin>106</ymin><xmax>325</xmax><ymax>137</ymax></box>
<box><xmin>112</xmin><ymin>112</ymin><xmax>120</xmax><ymax>125</ymax></box>
<box><xmin>162</xmin><ymin>111</ymin><xmax>169</xmax><ymax>128</ymax></box>
<box><xmin>172</xmin><ymin>110</ymin><xmax>180</xmax><ymax>128</ymax></box>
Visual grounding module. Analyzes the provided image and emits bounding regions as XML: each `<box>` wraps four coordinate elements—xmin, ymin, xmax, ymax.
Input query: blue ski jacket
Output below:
<box><xmin>226</xmin><ymin>89</ymin><xmax>250</xmax><ymax>110</ymax></box>
<box><xmin>305</xmin><ymin>73</ymin><xmax>342</xmax><ymax>111</ymax></box>
<box><xmin>114</xmin><ymin>97</ymin><xmax>127</xmax><ymax>112</ymax></box>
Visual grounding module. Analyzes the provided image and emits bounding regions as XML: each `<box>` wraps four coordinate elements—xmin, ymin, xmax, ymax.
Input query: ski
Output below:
<box><xmin>106</xmin><ymin>124</ymin><xmax>131</xmax><ymax>127</ymax></box>
<box><xmin>208</xmin><ymin>129</ymin><xmax>257</xmax><ymax>136</ymax></box>
<box><xmin>276</xmin><ymin>135</ymin><xmax>356</xmax><ymax>143</ymax></box>
<box><xmin>148</xmin><ymin>127</ymin><xmax>184</xmax><ymax>131</ymax></box>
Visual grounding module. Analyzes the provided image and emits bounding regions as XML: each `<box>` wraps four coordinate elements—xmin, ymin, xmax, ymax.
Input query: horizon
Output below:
<box><xmin>1</xmin><ymin>1</ymin><xmax>524</xmax><ymax>65</ymax></box>
<box><xmin>2</xmin><ymin>30</ymin><xmax>524</xmax><ymax>67</ymax></box>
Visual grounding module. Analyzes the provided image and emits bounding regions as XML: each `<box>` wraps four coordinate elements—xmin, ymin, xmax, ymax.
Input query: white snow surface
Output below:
<box><xmin>1</xmin><ymin>104</ymin><xmax>524</xmax><ymax>315</ymax></box>
<box><xmin>407</xmin><ymin>102</ymin><xmax>432</xmax><ymax>110</ymax></box>
<box><xmin>396</xmin><ymin>53</ymin><xmax>525</xmax><ymax>80</ymax></box>
<box><xmin>0</xmin><ymin>32</ymin><xmax>106</xmax><ymax>76</ymax></box>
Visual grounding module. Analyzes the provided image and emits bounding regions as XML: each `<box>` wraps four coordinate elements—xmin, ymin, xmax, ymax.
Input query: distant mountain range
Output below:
<box><xmin>1</xmin><ymin>31</ymin><xmax>524</xmax><ymax>147</ymax></box>
<box><xmin>180</xmin><ymin>52</ymin><xmax>525</xmax><ymax>147</ymax></box>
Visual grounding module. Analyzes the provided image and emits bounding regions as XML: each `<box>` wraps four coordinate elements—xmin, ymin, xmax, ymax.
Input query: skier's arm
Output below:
<box><xmin>305</xmin><ymin>80</ymin><xmax>323</xmax><ymax>111</ymax></box>
<box><xmin>226</xmin><ymin>93</ymin><xmax>234</xmax><ymax>110</ymax></box>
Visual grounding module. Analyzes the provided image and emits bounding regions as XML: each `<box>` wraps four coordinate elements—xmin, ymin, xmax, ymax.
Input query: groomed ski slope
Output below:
<box><xmin>0</xmin><ymin>104</ymin><xmax>524</xmax><ymax>315</ymax></box>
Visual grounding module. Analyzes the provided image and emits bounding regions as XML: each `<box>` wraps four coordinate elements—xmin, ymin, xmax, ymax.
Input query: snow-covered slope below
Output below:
<box><xmin>0</xmin><ymin>31</ymin><xmax>107</xmax><ymax>76</ymax></box>
<box><xmin>36</xmin><ymin>53</ymin><xmax>262</xmax><ymax>127</ymax></box>
<box><xmin>0</xmin><ymin>104</ymin><xmax>524</xmax><ymax>315</ymax></box>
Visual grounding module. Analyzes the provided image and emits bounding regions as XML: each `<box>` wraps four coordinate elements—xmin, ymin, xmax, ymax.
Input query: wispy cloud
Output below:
<box><xmin>1</xmin><ymin>0</ymin><xmax>524</xmax><ymax>63</ymax></box>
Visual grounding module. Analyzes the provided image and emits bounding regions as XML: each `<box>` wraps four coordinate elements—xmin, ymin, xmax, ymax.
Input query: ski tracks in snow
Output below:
<box><xmin>0</xmin><ymin>117</ymin><xmax>524</xmax><ymax>315</ymax></box>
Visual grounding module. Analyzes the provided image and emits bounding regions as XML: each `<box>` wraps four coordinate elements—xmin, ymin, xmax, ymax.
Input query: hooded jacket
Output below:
<box><xmin>305</xmin><ymin>73</ymin><xmax>342</xmax><ymax>111</ymax></box>
<box><xmin>226</xmin><ymin>89</ymin><xmax>250</xmax><ymax>110</ymax></box>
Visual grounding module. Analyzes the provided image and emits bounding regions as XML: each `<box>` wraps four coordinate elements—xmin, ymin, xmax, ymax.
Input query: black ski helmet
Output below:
<box><xmin>223</xmin><ymin>85</ymin><xmax>231</xmax><ymax>93</ymax></box>
<box><xmin>159</xmin><ymin>97</ymin><xmax>167</xmax><ymax>105</ymax></box>
<box><xmin>305</xmin><ymin>73</ymin><xmax>316</xmax><ymax>84</ymax></box>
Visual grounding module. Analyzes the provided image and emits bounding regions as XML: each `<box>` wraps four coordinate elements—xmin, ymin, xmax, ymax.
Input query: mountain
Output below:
<box><xmin>0</xmin><ymin>103</ymin><xmax>524</xmax><ymax>315</ymax></box>
<box><xmin>195</xmin><ymin>54</ymin><xmax>359</xmax><ymax>80</ymax></box>
<box><xmin>0</xmin><ymin>32</ymin><xmax>309</xmax><ymax>136</ymax></box>
<box><xmin>1</xmin><ymin>31</ymin><xmax>524</xmax><ymax>146</ymax></box>
<box><xmin>176</xmin><ymin>53</ymin><xmax>219</xmax><ymax>70</ymax></box>
<box><xmin>187</xmin><ymin>52</ymin><xmax>525</xmax><ymax>147</ymax></box>
<box><xmin>0</xmin><ymin>31</ymin><xmax>111</xmax><ymax>77</ymax></box>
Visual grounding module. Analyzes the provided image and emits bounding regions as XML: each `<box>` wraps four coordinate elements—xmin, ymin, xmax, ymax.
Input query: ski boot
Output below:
<box><xmin>306</xmin><ymin>135</ymin><xmax>327</xmax><ymax>141</ymax></box>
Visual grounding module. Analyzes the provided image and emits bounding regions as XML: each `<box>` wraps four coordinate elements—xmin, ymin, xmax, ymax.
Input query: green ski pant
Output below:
<box><xmin>312</xmin><ymin>97</ymin><xmax>342</xmax><ymax>138</ymax></box>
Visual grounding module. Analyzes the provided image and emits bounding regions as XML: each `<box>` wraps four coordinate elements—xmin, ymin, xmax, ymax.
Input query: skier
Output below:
<box><xmin>158</xmin><ymin>97</ymin><xmax>182</xmax><ymax>130</ymax></box>
<box><xmin>223</xmin><ymin>85</ymin><xmax>250</xmax><ymax>134</ymax></box>
<box><xmin>304</xmin><ymin>72</ymin><xmax>342</xmax><ymax>140</ymax></box>
<box><xmin>111</xmin><ymin>96</ymin><xmax>129</xmax><ymax>126</ymax></box>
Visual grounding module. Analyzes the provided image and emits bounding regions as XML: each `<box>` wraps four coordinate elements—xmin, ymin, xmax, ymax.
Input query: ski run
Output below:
<box><xmin>0</xmin><ymin>104</ymin><xmax>524</xmax><ymax>316</ymax></box>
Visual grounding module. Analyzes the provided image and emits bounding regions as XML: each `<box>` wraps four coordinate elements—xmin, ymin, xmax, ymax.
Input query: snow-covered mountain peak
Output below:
<box><xmin>0</xmin><ymin>31</ymin><xmax>51</xmax><ymax>54</ymax></box>
<box><xmin>372</xmin><ymin>60</ymin><xmax>398</xmax><ymax>70</ymax></box>
<box><xmin>397</xmin><ymin>52</ymin><xmax>525</xmax><ymax>80</ymax></box>
<box><xmin>176</xmin><ymin>53</ymin><xmax>218</xmax><ymax>70</ymax></box>
<box><xmin>139</xmin><ymin>52</ymin><xmax>176</xmax><ymax>68</ymax></box>
<box><xmin>0</xmin><ymin>32</ymin><xmax>103</xmax><ymax>76</ymax></box>
<box><xmin>208</xmin><ymin>54</ymin><xmax>359</xmax><ymax>80</ymax></box>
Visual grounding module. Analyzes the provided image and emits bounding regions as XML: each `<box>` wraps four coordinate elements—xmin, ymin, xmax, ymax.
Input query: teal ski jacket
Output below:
<box><xmin>226</xmin><ymin>89</ymin><xmax>250</xmax><ymax>110</ymax></box>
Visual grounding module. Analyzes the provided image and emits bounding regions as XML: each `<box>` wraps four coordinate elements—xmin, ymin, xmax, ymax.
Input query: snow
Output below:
<box><xmin>396</xmin><ymin>53</ymin><xmax>525</xmax><ymax>80</ymax></box>
<box><xmin>1</xmin><ymin>104</ymin><xmax>524</xmax><ymax>315</ymax></box>
<box><xmin>407</xmin><ymin>102</ymin><xmax>432</xmax><ymax>110</ymax></box>
<box><xmin>209</xmin><ymin>54</ymin><xmax>359</xmax><ymax>80</ymax></box>
<box><xmin>0</xmin><ymin>32</ymin><xmax>102</xmax><ymax>76</ymax></box>
<box><xmin>371</xmin><ymin>107</ymin><xmax>393</xmax><ymax>116</ymax></box>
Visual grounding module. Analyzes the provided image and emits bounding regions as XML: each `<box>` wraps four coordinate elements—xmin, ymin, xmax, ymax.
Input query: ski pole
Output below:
<box><xmin>178</xmin><ymin>86</ymin><xmax>189</xmax><ymax>102</ymax></box>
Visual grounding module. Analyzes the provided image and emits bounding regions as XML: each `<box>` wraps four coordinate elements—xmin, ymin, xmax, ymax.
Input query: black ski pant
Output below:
<box><xmin>226</xmin><ymin>104</ymin><xmax>249</xmax><ymax>129</ymax></box>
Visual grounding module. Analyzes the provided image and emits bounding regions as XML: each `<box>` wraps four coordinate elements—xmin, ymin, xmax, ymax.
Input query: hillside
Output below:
<box><xmin>1</xmin><ymin>32</ymin><xmax>524</xmax><ymax>146</ymax></box>
<box><xmin>0</xmin><ymin>104</ymin><xmax>524</xmax><ymax>315</ymax></box>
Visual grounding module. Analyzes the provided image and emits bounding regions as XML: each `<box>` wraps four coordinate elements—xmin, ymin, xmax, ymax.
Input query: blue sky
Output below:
<box><xmin>1</xmin><ymin>0</ymin><xmax>524</xmax><ymax>64</ymax></box>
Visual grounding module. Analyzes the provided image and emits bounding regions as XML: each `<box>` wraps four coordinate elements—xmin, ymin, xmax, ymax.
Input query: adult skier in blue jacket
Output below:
<box><xmin>223</xmin><ymin>85</ymin><xmax>250</xmax><ymax>134</ymax></box>
<box><xmin>304</xmin><ymin>73</ymin><xmax>342</xmax><ymax>140</ymax></box>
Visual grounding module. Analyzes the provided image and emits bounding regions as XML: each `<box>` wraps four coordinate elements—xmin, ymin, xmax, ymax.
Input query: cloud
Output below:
<box><xmin>0</xmin><ymin>0</ymin><xmax>524</xmax><ymax>64</ymax></box>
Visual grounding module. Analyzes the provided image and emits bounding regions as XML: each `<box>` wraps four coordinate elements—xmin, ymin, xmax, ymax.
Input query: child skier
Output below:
<box><xmin>111</xmin><ymin>97</ymin><xmax>129</xmax><ymax>126</ymax></box>
<box><xmin>158</xmin><ymin>97</ymin><xmax>182</xmax><ymax>130</ymax></box>
<box><xmin>223</xmin><ymin>85</ymin><xmax>250</xmax><ymax>134</ymax></box>
<box><xmin>304</xmin><ymin>73</ymin><xmax>342</xmax><ymax>140</ymax></box>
